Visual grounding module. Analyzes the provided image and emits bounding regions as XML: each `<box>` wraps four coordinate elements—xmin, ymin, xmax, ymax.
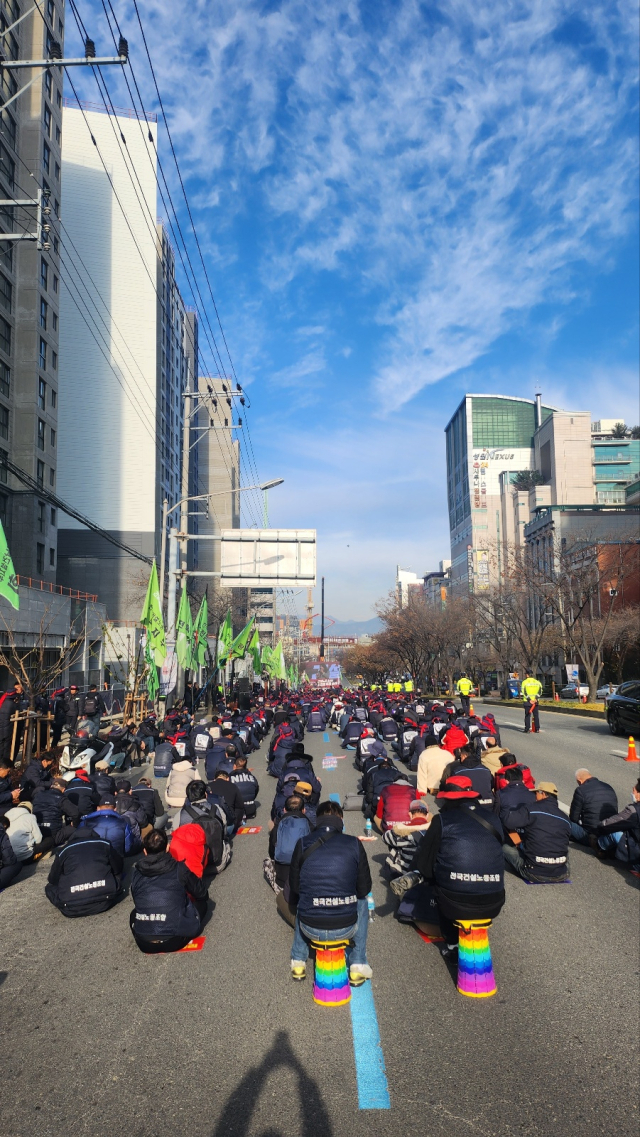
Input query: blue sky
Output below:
<box><xmin>68</xmin><ymin>1</ymin><xmax>639</xmax><ymax>620</ymax></box>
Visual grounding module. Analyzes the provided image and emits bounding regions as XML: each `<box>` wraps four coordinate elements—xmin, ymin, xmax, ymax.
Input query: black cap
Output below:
<box><xmin>115</xmin><ymin>780</ymin><xmax>131</xmax><ymax>793</ymax></box>
<box><xmin>99</xmin><ymin>793</ymin><xmax>116</xmax><ymax>807</ymax></box>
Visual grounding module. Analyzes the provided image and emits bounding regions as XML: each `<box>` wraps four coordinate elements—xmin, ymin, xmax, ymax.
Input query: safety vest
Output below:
<box><xmin>521</xmin><ymin>677</ymin><xmax>542</xmax><ymax>700</ymax></box>
<box><xmin>456</xmin><ymin>677</ymin><xmax>474</xmax><ymax>696</ymax></box>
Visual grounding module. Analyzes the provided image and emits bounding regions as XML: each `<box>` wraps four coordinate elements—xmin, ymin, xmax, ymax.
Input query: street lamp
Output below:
<box><xmin>260</xmin><ymin>478</ymin><xmax>284</xmax><ymax>526</ymax></box>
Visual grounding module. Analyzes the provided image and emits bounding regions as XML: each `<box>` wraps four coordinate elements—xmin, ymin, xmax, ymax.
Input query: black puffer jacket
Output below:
<box><xmin>569</xmin><ymin>777</ymin><xmax>618</xmax><ymax>833</ymax></box>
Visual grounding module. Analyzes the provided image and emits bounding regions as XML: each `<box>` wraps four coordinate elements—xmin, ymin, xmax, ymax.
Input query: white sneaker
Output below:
<box><xmin>349</xmin><ymin>963</ymin><xmax>373</xmax><ymax>985</ymax></box>
<box><xmin>291</xmin><ymin>960</ymin><xmax>306</xmax><ymax>980</ymax></box>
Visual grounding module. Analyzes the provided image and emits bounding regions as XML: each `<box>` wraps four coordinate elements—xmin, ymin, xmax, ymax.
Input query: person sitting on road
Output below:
<box><xmin>165</xmin><ymin>753</ymin><xmax>203</xmax><ymax>808</ymax></box>
<box><xmin>440</xmin><ymin>723</ymin><xmax>469</xmax><ymax>755</ymax></box>
<box><xmin>45</xmin><ymin>826</ymin><xmax>124</xmax><ymax>917</ymax></box>
<box><xmin>175</xmin><ymin>781</ymin><xmax>231</xmax><ymax>874</ymax></box>
<box><xmin>502</xmin><ymin>781</ymin><xmax>571</xmax><ymax>883</ymax></box>
<box><xmin>0</xmin><ymin>759</ymin><xmax>20</xmax><ymax>819</ymax></box>
<box><xmin>113</xmin><ymin>780</ymin><xmax>146</xmax><ymax>854</ymax></box>
<box><xmin>593</xmin><ymin>779</ymin><xmax>640</xmax><ymax>869</ymax></box>
<box><xmin>90</xmin><ymin>762</ymin><xmax>117</xmax><ymax>798</ymax></box>
<box><xmin>374</xmin><ymin>777</ymin><xmax>415</xmax><ymax>832</ymax></box>
<box><xmin>206</xmin><ymin>769</ymin><xmax>245</xmax><ymax>836</ymax></box>
<box><xmin>268</xmin><ymin>793</ymin><xmax>311</xmax><ymax>892</ymax></box>
<box><xmin>494</xmin><ymin>767</ymin><xmax>536</xmax><ymax>829</ymax></box>
<box><xmin>441</xmin><ymin>745</ymin><xmax>494</xmax><ymax>807</ymax></box>
<box><xmin>205</xmin><ymin>733</ymin><xmax>236</xmax><ymax>780</ymax></box>
<box><xmin>131</xmin><ymin>777</ymin><xmax>168</xmax><ymax>833</ymax></box>
<box><xmin>494</xmin><ymin>753</ymin><xmax>535</xmax><ymax>791</ymax></box>
<box><xmin>292</xmin><ymin>781</ymin><xmax>317</xmax><ymax>827</ymax></box>
<box><xmin>61</xmin><ymin>768</ymin><xmax>101</xmax><ymax>824</ymax></box>
<box><xmin>78</xmin><ymin>794</ymin><xmax>136</xmax><ymax>858</ymax></box>
<box><xmin>19</xmin><ymin>753</ymin><xmax>55</xmax><ymax>798</ymax></box>
<box><xmin>229</xmin><ymin>754</ymin><xmax>259</xmax><ymax>819</ymax></box>
<box><xmin>383</xmin><ymin>799</ymin><xmax>431</xmax><ymax>876</ymax></box>
<box><xmin>479</xmin><ymin>735</ymin><xmax>512</xmax><ymax>776</ymax></box>
<box><xmin>32</xmin><ymin>776</ymin><xmax>75</xmax><ymax>846</ymax></box>
<box><xmin>569</xmin><ymin>769</ymin><xmax>618</xmax><ymax>844</ymax></box>
<box><xmin>415</xmin><ymin>739</ymin><xmax>454</xmax><ymax>797</ymax></box>
<box><xmin>0</xmin><ymin>814</ymin><xmax>21</xmax><ymax>890</ymax></box>
<box><xmin>129</xmin><ymin>828</ymin><xmax>209</xmax><ymax>954</ymax></box>
<box><xmin>362</xmin><ymin>756</ymin><xmax>402</xmax><ymax>820</ymax></box>
<box><xmin>288</xmin><ymin>800</ymin><xmax>373</xmax><ymax>985</ymax></box>
<box><xmin>190</xmin><ymin>720</ymin><xmax>215</xmax><ymax>762</ymax></box>
<box><xmin>5</xmin><ymin>800</ymin><xmax>53</xmax><ymax>862</ymax></box>
<box><xmin>390</xmin><ymin>775</ymin><xmax>505</xmax><ymax>957</ymax></box>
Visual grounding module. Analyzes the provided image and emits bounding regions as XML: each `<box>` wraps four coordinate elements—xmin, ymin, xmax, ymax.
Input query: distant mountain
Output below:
<box><xmin>326</xmin><ymin>616</ymin><xmax>382</xmax><ymax>638</ymax></box>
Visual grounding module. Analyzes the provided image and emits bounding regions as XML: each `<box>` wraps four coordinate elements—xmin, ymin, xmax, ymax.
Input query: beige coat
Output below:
<box><xmin>480</xmin><ymin>746</ymin><xmax>511</xmax><ymax>776</ymax></box>
<box><xmin>165</xmin><ymin>760</ymin><xmax>203</xmax><ymax>808</ymax></box>
<box><xmin>417</xmin><ymin>746</ymin><xmax>451</xmax><ymax>795</ymax></box>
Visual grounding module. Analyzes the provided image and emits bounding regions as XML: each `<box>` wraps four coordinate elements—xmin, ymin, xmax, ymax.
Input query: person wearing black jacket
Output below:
<box><xmin>19</xmin><ymin>754</ymin><xmax>55</xmax><ymax>798</ymax></box>
<box><xmin>131</xmin><ymin>778</ymin><xmax>168</xmax><ymax>830</ymax></box>
<box><xmin>63</xmin><ymin>686</ymin><xmax>82</xmax><ymax>736</ymax></box>
<box><xmin>502</xmin><ymin>781</ymin><xmax>571</xmax><ymax>882</ymax></box>
<box><xmin>0</xmin><ymin>686</ymin><xmax>22</xmax><ymax>763</ymax></box>
<box><xmin>206</xmin><ymin>770</ymin><xmax>245</xmax><ymax>835</ymax></box>
<box><xmin>230</xmin><ymin>755</ymin><xmax>260</xmax><ymax>818</ymax></box>
<box><xmin>90</xmin><ymin>765</ymin><xmax>117</xmax><ymax>797</ymax></box>
<box><xmin>494</xmin><ymin>767</ymin><xmax>536</xmax><ymax>828</ymax></box>
<box><xmin>79</xmin><ymin>685</ymin><xmax>106</xmax><ymax>733</ymax></box>
<box><xmin>440</xmin><ymin>746</ymin><xmax>494</xmax><ymax>807</ymax></box>
<box><xmin>0</xmin><ymin>760</ymin><xmax>19</xmax><ymax>817</ymax></box>
<box><xmin>569</xmin><ymin>769</ymin><xmax>618</xmax><ymax>843</ymax></box>
<box><xmin>288</xmin><ymin>800</ymin><xmax>372</xmax><ymax>984</ymax></box>
<box><xmin>177</xmin><ymin>782</ymin><xmax>229</xmax><ymax>873</ymax></box>
<box><xmin>130</xmin><ymin>828</ymin><xmax>209</xmax><ymax>953</ymax></box>
<box><xmin>0</xmin><ymin>815</ymin><xmax>21</xmax><ymax>890</ymax></box>
<box><xmin>61</xmin><ymin>771</ymin><xmax>100</xmax><ymax>824</ymax></box>
<box><xmin>391</xmin><ymin>775</ymin><xmax>505</xmax><ymax>954</ymax></box>
<box><xmin>45</xmin><ymin>828</ymin><xmax>124</xmax><ymax>916</ymax></box>
<box><xmin>32</xmin><ymin>777</ymin><xmax>75</xmax><ymax>844</ymax></box>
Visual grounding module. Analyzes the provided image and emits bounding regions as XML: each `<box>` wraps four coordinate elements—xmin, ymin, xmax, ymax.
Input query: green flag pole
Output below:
<box><xmin>140</xmin><ymin>560</ymin><xmax>166</xmax><ymax>666</ymax></box>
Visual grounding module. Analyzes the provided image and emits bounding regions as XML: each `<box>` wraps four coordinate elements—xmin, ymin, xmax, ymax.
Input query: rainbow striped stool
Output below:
<box><xmin>454</xmin><ymin>919</ymin><xmax>497</xmax><ymax>998</ymax></box>
<box><xmin>310</xmin><ymin>939</ymin><xmax>351</xmax><ymax>1007</ymax></box>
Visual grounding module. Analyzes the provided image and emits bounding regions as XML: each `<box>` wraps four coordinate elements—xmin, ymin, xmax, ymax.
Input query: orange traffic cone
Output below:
<box><xmin>469</xmin><ymin>703</ymin><xmax>475</xmax><ymax>716</ymax></box>
<box><xmin>625</xmin><ymin>737</ymin><xmax>639</xmax><ymax>762</ymax></box>
<box><xmin>554</xmin><ymin>691</ymin><xmax>559</xmax><ymax>701</ymax></box>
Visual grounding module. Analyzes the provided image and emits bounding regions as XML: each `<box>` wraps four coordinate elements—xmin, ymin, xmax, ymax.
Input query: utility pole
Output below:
<box><xmin>320</xmin><ymin>576</ymin><xmax>325</xmax><ymax>659</ymax></box>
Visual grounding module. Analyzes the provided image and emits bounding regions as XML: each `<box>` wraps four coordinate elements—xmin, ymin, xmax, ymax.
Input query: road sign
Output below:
<box><xmin>219</xmin><ymin>528</ymin><xmax>316</xmax><ymax>587</ymax></box>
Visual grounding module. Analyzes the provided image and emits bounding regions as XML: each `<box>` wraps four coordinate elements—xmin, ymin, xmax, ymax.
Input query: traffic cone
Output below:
<box><xmin>624</xmin><ymin>737</ymin><xmax>639</xmax><ymax>762</ymax></box>
<box><xmin>554</xmin><ymin>691</ymin><xmax>559</xmax><ymax>702</ymax></box>
<box><xmin>469</xmin><ymin>703</ymin><xmax>475</xmax><ymax>716</ymax></box>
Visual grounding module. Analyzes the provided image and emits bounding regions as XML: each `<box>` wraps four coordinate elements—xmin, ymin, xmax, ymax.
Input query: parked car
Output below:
<box><xmin>560</xmin><ymin>684</ymin><xmax>590</xmax><ymax>700</ymax></box>
<box><xmin>597</xmin><ymin>684</ymin><xmax>619</xmax><ymax>702</ymax></box>
<box><xmin>606</xmin><ymin>681</ymin><xmax>640</xmax><ymax>737</ymax></box>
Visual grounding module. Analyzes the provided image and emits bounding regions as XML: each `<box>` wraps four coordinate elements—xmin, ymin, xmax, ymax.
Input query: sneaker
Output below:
<box><xmin>439</xmin><ymin>943</ymin><xmax>458</xmax><ymax>960</ymax></box>
<box><xmin>290</xmin><ymin>960</ymin><xmax>306</xmax><ymax>981</ymax></box>
<box><xmin>349</xmin><ymin>963</ymin><xmax>372</xmax><ymax>985</ymax></box>
<box><xmin>389</xmin><ymin>870</ymin><xmax>422</xmax><ymax>898</ymax></box>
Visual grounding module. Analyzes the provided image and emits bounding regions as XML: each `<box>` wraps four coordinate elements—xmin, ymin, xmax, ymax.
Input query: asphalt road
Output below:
<box><xmin>1</xmin><ymin>709</ymin><xmax>638</xmax><ymax>1137</ymax></box>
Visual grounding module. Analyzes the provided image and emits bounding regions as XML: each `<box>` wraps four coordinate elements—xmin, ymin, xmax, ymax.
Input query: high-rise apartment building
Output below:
<box><xmin>0</xmin><ymin>0</ymin><xmax>65</xmax><ymax>580</ymax></box>
<box><xmin>445</xmin><ymin>395</ymin><xmax>557</xmax><ymax>592</ymax></box>
<box><xmin>194</xmin><ymin>378</ymin><xmax>240</xmax><ymax>578</ymax></box>
<box><xmin>58</xmin><ymin>101</ymin><xmax>188</xmax><ymax>621</ymax></box>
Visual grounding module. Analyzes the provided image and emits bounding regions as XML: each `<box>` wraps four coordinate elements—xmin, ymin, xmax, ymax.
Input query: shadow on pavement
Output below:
<box><xmin>211</xmin><ymin>1029</ymin><xmax>334</xmax><ymax>1137</ymax></box>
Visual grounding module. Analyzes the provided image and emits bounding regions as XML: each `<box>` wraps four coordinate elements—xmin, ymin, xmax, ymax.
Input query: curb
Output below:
<box><xmin>480</xmin><ymin>698</ymin><xmax>606</xmax><ymax>721</ymax></box>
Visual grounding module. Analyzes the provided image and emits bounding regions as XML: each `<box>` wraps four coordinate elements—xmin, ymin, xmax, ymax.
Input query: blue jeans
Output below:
<box><xmin>570</xmin><ymin>821</ymin><xmax>590</xmax><ymax>844</ymax></box>
<box><xmin>598</xmin><ymin>830</ymin><xmax>623</xmax><ymax>851</ymax></box>
<box><xmin>291</xmin><ymin>896</ymin><xmax>368</xmax><ymax>966</ymax></box>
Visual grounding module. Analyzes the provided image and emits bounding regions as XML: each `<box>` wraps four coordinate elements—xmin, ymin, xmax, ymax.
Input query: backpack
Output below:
<box><xmin>206</xmin><ymin>790</ymin><xmax>235</xmax><ymax>828</ymax></box>
<box><xmin>274</xmin><ymin>814</ymin><xmax>311</xmax><ymax>865</ymax></box>
<box><xmin>169</xmin><ymin>823</ymin><xmax>209</xmax><ymax>877</ymax></box>
<box><xmin>83</xmin><ymin>695</ymin><xmax>98</xmax><ymax>716</ymax></box>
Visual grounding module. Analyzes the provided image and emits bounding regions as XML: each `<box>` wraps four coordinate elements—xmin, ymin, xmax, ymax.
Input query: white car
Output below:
<box><xmin>597</xmin><ymin>684</ymin><xmax>618</xmax><ymax>702</ymax></box>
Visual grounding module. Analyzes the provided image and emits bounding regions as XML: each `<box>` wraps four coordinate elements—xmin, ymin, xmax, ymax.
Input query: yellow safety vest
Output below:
<box><xmin>521</xmin><ymin>678</ymin><xmax>542</xmax><ymax>700</ymax></box>
<box><xmin>456</xmin><ymin>677</ymin><xmax>473</xmax><ymax>696</ymax></box>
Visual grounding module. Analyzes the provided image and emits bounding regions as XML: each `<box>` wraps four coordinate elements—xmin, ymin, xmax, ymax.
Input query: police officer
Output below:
<box><xmin>521</xmin><ymin>672</ymin><xmax>543</xmax><ymax>733</ymax></box>
<box><xmin>455</xmin><ymin>674</ymin><xmax>474</xmax><ymax>716</ymax></box>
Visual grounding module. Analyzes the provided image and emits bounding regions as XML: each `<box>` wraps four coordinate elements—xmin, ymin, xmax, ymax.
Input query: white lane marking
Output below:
<box><xmin>558</xmin><ymin>801</ymin><xmax>570</xmax><ymax>815</ymax></box>
<box><xmin>611</xmin><ymin>750</ymin><xmax>628</xmax><ymax>758</ymax></box>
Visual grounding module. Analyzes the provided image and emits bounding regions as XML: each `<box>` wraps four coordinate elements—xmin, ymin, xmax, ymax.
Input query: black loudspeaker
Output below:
<box><xmin>238</xmin><ymin>693</ymin><xmax>251</xmax><ymax>711</ymax></box>
<box><xmin>238</xmin><ymin>677</ymin><xmax>250</xmax><ymax>693</ymax></box>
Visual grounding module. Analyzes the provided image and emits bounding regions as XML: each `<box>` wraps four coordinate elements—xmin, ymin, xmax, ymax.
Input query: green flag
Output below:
<box><xmin>271</xmin><ymin>640</ymin><xmax>287</xmax><ymax>681</ymax></box>
<box><xmin>229</xmin><ymin>616</ymin><xmax>255</xmax><ymax>661</ymax></box>
<box><xmin>217</xmin><ymin>608</ymin><xmax>233</xmax><ymax>668</ymax></box>
<box><xmin>140</xmin><ymin>561</ymin><xmax>165</xmax><ymax>666</ymax></box>
<box><xmin>176</xmin><ymin>584</ymin><xmax>195</xmax><ymax>671</ymax></box>
<box><xmin>193</xmin><ymin>594</ymin><xmax>208</xmax><ymax>668</ymax></box>
<box><xmin>0</xmin><ymin>519</ymin><xmax>19</xmax><ymax>610</ymax></box>
<box><xmin>145</xmin><ymin>635</ymin><xmax>159</xmax><ymax>701</ymax></box>
<box><xmin>249</xmin><ymin>626</ymin><xmax>261</xmax><ymax>672</ymax></box>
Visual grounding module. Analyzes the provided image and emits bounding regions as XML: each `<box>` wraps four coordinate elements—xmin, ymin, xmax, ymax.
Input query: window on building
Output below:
<box><xmin>58</xmin><ymin>17</ymin><xmax>63</xmax><ymax>35</ymax></box>
<box><xmin>39</xmin><ymin>338</ymin><xmax>47</xmax><ymax>369</ymax></box>
<box><xmin>38</xmin><ymin>378</ymin><xmax>46</xmax><ymax>409</ymax></box>
<box><xmin>44</xmin><ymin>70</ymin><xmax>52</xmax><ymax>99</ymax></box>
<box><xmin>49</xmin><ymin>546</ymin><xmax>55</xmax><ymax>567</ymax></box>
<box><xmin>50</xmin><ymin>507</ymin><xmax>56</xmax><ymax>526</ymax></box>
<box><xmin>0</xmin><ymin>273</ymin><xmax>11</xmax><ymax>313</ymax></box>
<box><xmin>49</xmin><ymin>466</ymin><xmax>54</xmax><ymax>486</ymax></box>
<box><xmin>0</xmin><ymin>405</ymin><xmax>8</xmax><ymax>440</ymax></box>
<box><xmin>1</xmin><ymin>110</ymin><xmax>16</xmax><ymax>147</ymax></box>
<box><xmin>52</xmin><ymin>236</ymin><xmax>59</xmax><ymax>254</ymax></box>
<box><xmin>52</xmin><ymin>312</ymin><xmax>57</xmax><ymax>331</ymax></box>
<box><xmin>36</xmin><ymin>459</ymin><xmax>44</xmax><ymax>486</ymax></box>
<box><xmin>56</xmin><ymin>89</ymin><xmax>61</xmax><ymax>108</ymax></box>
<box><xmin>43</xmin><ymin>142</ymin><xmax>50</xmax><ymax>174</ymax></box>
<box><xmin>50</xmin><ymin>388</ymin><xmax>56</xmax><ymax>408</ymax></box>
<box><xmin>0</xmin><ymin>491</ymin><xmax>6</xmax><ymax>527</ymax></box>
<box><xmin>0</xmin><ymin>315</ymin><xmax>10</xmax><ymax>356</ymax></box>
<box><xmin>0</xmin><ymin>142</ymin><xmax>14</xmax><ymax>188</ymax></box>
<box><xmin>54</xmin><ymin>161</ymin><xmax>59</xmax><ymax>181</ymax></box>
<box><xmin>0</xmin><ymin>448</ymin><xmax>7</xmax><ymax>484</ymax></box>
<box><xmin>55</xmin><ymin>124</ymin><xmax>61</xmax><ymax>145</ymax></box>
<box><xmin>54</xmin><ymin>199</ymin><xmax>59</xmax><ymax>219</ymax></box>
<box><xmin>52</xmin><ymin>274</ymin><xmax>58</xmax><ymax>294</ymax></box>
<box><xmin>40</xmin><ymin>258</ymin><xmax>48</xmax><ymax>290</ymax></box>
<box><xmin>40</xmin><ymin>297</ymin><xmax>47</xmax><ymax>328</ymax></box>
<box><xmin>36</xmin><ymin>543</ymin><xmax>44</xmax><ymax>573</ymax></box>
<box><xmin>0</xmin><ymin>362</ymin><xmax>9</xmax><ymax>399</ymax></box>
<box><xmin>50</xmin><ymin>427</ymin><xmax>55</xmax><ymax>447</ymax></box>
<box><xmin>47</xmin><ymin>0</ymin><xmax>54</xmax><ymax>22</ymax></box>
<box><xmin>44</xmin><ymin>104</ymin><xmax>52</xmax><ymax>137</ymax></box>
<box><xmin>37</xmin><ymin>418</ymin><xmax>45</xmax><ymax>449</ymax></box>
<box><xmin>51</xmin><ymin>350</ymin><xmax>57</xmax><ymax>371</ymax></box>
<box><xmin>38</xmin><ymin>501</ymin><xmax>46</xmax><ymax>533</ymax></box>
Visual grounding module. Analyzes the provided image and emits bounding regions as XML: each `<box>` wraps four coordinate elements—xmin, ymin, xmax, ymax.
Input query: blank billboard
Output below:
<box><xmin>220</xmin><ymin>529</ymin><xmax>316</xmax><ymax>587</ymax></box>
